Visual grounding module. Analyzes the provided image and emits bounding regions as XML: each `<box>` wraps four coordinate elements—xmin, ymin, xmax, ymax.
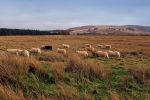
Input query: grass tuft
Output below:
<box><xmin>65</xmin><ymin>54</ymin><xmax>112</xmax><ymax>81</ymax></box>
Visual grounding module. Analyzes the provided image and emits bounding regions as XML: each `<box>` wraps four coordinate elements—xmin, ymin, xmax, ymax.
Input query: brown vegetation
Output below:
<box><xmin>0</xmin><ymin>84</ymin><xmax>25</xmax><ymax>100</ymax></box>
<box><xmin>65</xmin><ymin>54</ymin><xmax>112</xmax><ymax>81</ymax></box>
<box><xmin>0</xmin><ymin>35</ymin><xmax>149</xmax><ymax>99</ymax></box>
<box><xmin>51</xmin><ymin>62</ymin><xmax>65</xmax><ymax>82</ymax></box>
<box><xmin>128</xmin><ymin>67</ymin><xmax>150</xmax><ymax>84</ymax></box>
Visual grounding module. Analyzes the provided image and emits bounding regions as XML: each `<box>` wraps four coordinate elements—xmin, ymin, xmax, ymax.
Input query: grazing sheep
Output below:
<box><xmin>97</xmin><ymin>44</ymin><xmax>111</xmax><ymax>49</ymax></box>
<box><xmin>85</xmin><ymin>44</ymin><xmax>91</xmax><ymax>48</ymax></box>
<box><xmin>18</xmin><ymin>50</ymin><xmax>30</xmax><ymax>57</ymax></box>
<box><xmin>108</xmin><ymin>50</ymin><xmax>120</xmax><ymax>58</ymax></box>
<box><xmin>7</xmin><ymin>49</ymin><xmax>30</xmax><ymax>57</ymax></box>
<box><xmin>97</xmin><ymin>44</ymin><xmax>104</xmax><ymax>49</ymax></box>
<box><xmin>96</xmin><ymin>51</ymin><xmax>109</xmax><ymax>58</ymax></box>
<box><xmin>86</xmin><ymin>47</ymin><xmax>95</xmax><ymax>52</ymax></box>
<box><xmin>76</xmin><ymin>51</ymin><xmax>88</xmax><ymax>57</ymax></box>
<box><xmin>41</xmin><ymin>45</ymin><xmax>52</xmax><ymax>50</ymax></box>
<box><xmin>62</xmin><ymin>44</ymin><xmax>70</xmax><ymax>48</ymax></box>
<box><xmin>6</xmin><ymin>49</ymin><xmax>22</xmax><ymax>56</ymax></box>
<box><xmin>86</xmin><ymin>46</ymin><xmax>97</xmax><ymax>57</ymax></box>
<box><xmin>57</xmin><ymin>48</ymin><xmax>67</xmax><ymax>55</ymax></box>
<box><xmin>104</xmin><ymin>45</ymin><xmax>111</xmax><ymax>49</ymax></box>
<box><xmin>30</xmin><ymin>48</ymin><xmax>41</xmax><ymax>54</ymax></box>
<box><xmin>7</xmin><ymin>49</ymin><xmax>22</xmax><ymax>53</ymax></box>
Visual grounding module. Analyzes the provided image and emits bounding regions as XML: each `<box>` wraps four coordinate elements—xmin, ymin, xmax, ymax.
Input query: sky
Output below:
<box><xmin>0</xmin><ymin>0</ymin><xmax>150</xmax><ymax>30</ymax></box>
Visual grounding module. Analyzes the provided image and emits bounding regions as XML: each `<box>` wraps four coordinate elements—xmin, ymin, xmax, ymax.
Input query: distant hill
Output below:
<box><xmin>0</xmin><ymin>25</ymin><xmax>150</xmax><ymax>36</ymax></box>
<box><xmin>68</xmin><ymin>25</ymin><xmax>150</xmax><ymax>35</ymax></box>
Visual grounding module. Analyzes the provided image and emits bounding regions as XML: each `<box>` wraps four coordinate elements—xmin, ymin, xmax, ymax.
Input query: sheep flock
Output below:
<box><xmin>5</xmin><ymin>43</ymin><xmax>121</xmax><ymax>59</ymax></box>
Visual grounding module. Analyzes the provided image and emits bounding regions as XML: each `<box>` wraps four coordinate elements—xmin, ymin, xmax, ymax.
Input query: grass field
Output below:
<box><xmin>0</xmin><ymin>35</ymin><xmax>150</xmax><ymax>100</ymax></box>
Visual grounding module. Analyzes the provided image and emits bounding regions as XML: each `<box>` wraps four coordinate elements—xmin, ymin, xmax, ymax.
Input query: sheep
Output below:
<box><xmin>97</xmin><ymin>44</ymin><xmax>104</xmax><ymax>49</ymax></box>
<box><xmin>6</xmin><ymin>49</ymin><xmax>30</xmax><ymax>57</ymax></box>
<box><xmin>86</xmin><ymin>46</ymin><xmax>97</xmax><ymax>57</ymax></box>
<box><xmin>104</xmin><ymin>45</ymin><xmax>111</xmax><ymax>49</ymax></box>
<box><xmin>97</xmin><ymin>44</ymin><xmax>111</xmax><ymax>49</ymax></box>
<box><xmin>57</xmin><ymin>48</ymin><xmax>67</xmax><ymax>55</ymax></box>
<box><xmin>96</xmin><ymin>51</ymin><xmax>109</xmax><ymax>58</ymax></box>
<box><xmin>18</xmin><ymin>50</ymin><xmax>30</xmax><ymax>57</ymax></box>
<box><xmin>62</xmin><ymin>44</ymin><xmax>70</xmax><ymax>48</ymax></box>
<box><xmin>86</xmin><ymin>47</ymin><xmax>95</xmax><ymax>52</ymax></box>
<box><xmin>85</xmin><ymin>44</ymin><xmax>91</xmax><ymax>48</ymax></box>
<box><xmin>76</xmin><ymin>50</ymin><xmax>88</xmax><ymax>57</ymax></box>
<box><xmin>30</xmin><ymin>48</ymin><xmax>41</xmax><ymax>54</ymax></box>
<box><xmin>7</xmin><ymin>49</ymin><xmax>22</xmax><ymax>53</ymax></box>
<box><xmin>6</xmin><ymin>49</ymin><xmax>22</xmax><ymax>56</ymax></box>
<box><xmin>41</xmin><ymin>45</ymin><xmax>52</xmax><ymax>50</ymax></box>
<box><xmin>108</xmin><ymin>50</ymin><xmax>120</xmax><ymax>58</ymax></box>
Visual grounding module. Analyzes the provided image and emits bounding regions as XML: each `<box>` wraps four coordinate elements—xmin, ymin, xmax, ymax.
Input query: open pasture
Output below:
<box><xmin>0</xmin><ymin>35</ymin><xmax>150</xmax><ymax>100</ymax></box>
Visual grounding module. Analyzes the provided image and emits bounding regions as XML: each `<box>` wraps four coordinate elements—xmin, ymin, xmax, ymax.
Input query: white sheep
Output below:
<box><xmin>104</xmin><ymin>45</ymin><xmax>111</xmax><ymax>49</ymax></box>
<box><xmin>57</xmin><ymin>48</ymin><xmax>67</xmax><ymax>55</ymax></box>
<box><xmin>6</xmin><ymin>49</ymin><xmax>22</xmax><ymax>56</ymax></box>
<box><xmin>76</xmin><ymin>50</ymin><xmax>88</xmax><ymax>57</ymax></box>
<box><xmin>7</xmin><ymin>49</ymin><xmax>21</xmax><ymax>53</ymax></box>
<box><xmin>86</xmin><ymin>47</ymin><xmax>95</xmax><ymax>52</ymax></box>
<box><xmin>30</xmin><ymin>48</ymin><xmax>41</xmax><ymax>54</ymax></box>
<box><xmin>97</xmin><ymin>44</ymin><xmax>104</xmax><ymax>49</ymax></box>
<box><xmin>97</xmin><ymin>44</ymin><xmax>111</xmax><ymax>49</ymax></box>
<box><xmin>108</xmin><ymin>50</ymin><xmax>120</xmax><ymax>58</ymax></box>
<box><xmin>85</xmin><ymin>44</ymin><xmax>91</xmax><ymax>48</ymax></box>
<box><xmin>62</xmin><ymin>44</ymin><xmax>70</xmax><ymax>48</ymax></box>
<box><xmin>18</xmin><ymin>50</ymin><xmax>30</xmax><ymax>57</ymax></box>
<box><xmin>96</xmin><ymin>51</ymin><xmax>109</xmax><ymax>58</ymax></box>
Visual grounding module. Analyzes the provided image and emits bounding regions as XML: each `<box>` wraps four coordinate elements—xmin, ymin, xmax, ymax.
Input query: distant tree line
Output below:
<box><xmin>0</xmin><ymin>28</ymin><xmax>70</xmax><ymax>36</ymax></box>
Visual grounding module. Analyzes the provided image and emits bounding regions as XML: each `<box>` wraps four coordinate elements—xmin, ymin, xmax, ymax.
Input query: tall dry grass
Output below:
<box><xmin>128</xmin><ymin>67</ymin><xmax>150</xmax><ymax>84</ymax></box>
<box><xmin>0</xmin><ymin>53</ymin><xmax>49</xmax><ymax>86</ymax></box>
<box><xmin>51</xmin><ymin>62</ymin><xmax>65</xmax><ymax>82</ymax></box>
<box><xmin>0</xmin><ymin>84</ymin><xmax>25</xmax><ymax>100</ymax></box>
<box><xmin>53</xmin><ymin>83</ymin><xmax>80</xmax><ymax>100</ymax></box>
<box><xmin>0</xmin><ymin>53</ymin><xmax>52</xmax><ymax>99</ymax></box>
<box><xmin>0</xmin><ymin>83</ymin><xmax>53</xmax><ymax>100</ymax></box>
<box><xmin>109</xmin><ymin>91</ymin><xmax>120</xmax><ymax>100</ymax></box>
<box><xmin>65</xmin><ymin>54</ymin><xmax>112</xmax><ymax>81</ymax></box>
<box><xmin>39</xmin><ymin>52</ymin><xmax>65</xmax><ymax>62</ymax></box>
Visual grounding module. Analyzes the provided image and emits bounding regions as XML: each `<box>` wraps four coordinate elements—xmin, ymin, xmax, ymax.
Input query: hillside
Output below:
<box><xmin>68</xmin><ymin>25</ymin><xmax>150</xmax><ymax>35</ymax></box>
<box><xmin>0</xmin><ymin>25</ymin><xmax>150</xmax><ymax>36</ymax></box>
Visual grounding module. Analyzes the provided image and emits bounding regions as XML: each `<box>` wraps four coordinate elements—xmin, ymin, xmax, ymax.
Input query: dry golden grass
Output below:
<box><xmin>0</xmin><ymin>84</ymin><xmax>25</xmax><ymax>100</ymax></box>
<box><xmin>109</xmin><ymin>91</ymin><xmax>120</xmax><ymax>100</ymax></box>
<box><xmin>39</xmin><ymin>51</ymin><xmax>65</xmax><ymax>62</ymax></box>
<box><xmin>53</xmin><ymin>83</ymin><xmax>80</xmax><ymax>100</ymax></box>
<box><xmin>66</xmin><ymin>54</ymin><xmax>112</xmax><ymax>81</ymax></box>
<box><xmin>51</xmin><ymin>62</ymin><xmax>65</xmax><ymax>82</ymax></box>
<box><xmin>0</xmin><ymin>35</ymin><xmax>149</xmax><ymax>99</ymax></box>
<box><xmin>0</xmin><ymin>53</ymin><xmax>48</xmax><ymax>86</ymax></box>
<box><xmin>0</xmin><ymin>83</ymin><xmax>52</xmax><ymax>100</ymax></box>
<box><xmin>0</xmin><ymin>36</ymin><xmax>149</xmax><ymax>54</ymax></box>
